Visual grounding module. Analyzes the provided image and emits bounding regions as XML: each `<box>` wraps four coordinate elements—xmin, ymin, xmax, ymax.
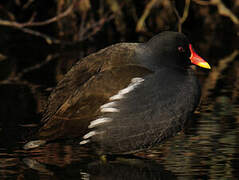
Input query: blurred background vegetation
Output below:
<box><xmin>0</xmin><ymin>0</ymin><xmax>238</xmax><ymax>138</ymax></box>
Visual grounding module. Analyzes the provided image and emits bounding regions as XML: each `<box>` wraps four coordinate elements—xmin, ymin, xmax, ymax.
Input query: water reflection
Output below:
<box><xmin>85</xmin><ymin>158</ymin><xmax>177</xmax><ymax>180</ymax></box>
<box><xmin>0</xmin><ymin>144</ymin><xmax>177</xmax><ymax>180</ymax></box>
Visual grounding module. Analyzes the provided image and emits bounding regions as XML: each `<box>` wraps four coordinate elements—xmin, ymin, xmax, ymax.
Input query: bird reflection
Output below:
<box><xmin>23</xmin><ymin>154</ymin><xmax>177</xmax><ymax>180</ymax></box>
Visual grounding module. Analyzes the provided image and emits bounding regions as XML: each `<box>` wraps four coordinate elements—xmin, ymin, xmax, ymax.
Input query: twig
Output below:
<box><xmin>19</xmin><ymin>27</ymin><xmax>61</xmax><ymax>44</ymax></box>
<box><xmin>172</xmin><ymin>0</ymin><xmax>191</xmax><ymax>32</ymax></box>
<box><xmin>193</xmin><ymin>0</ymin><xmax>239</xmax><ymax>25</ymax></box>
<box><xmin>0</xmin><ymin>4</ymin><xmax>16</xmax><ymax>21</ymax></box>
<box><xmin>0</xmin><ymin>3</ymin><xmax>114</xmax><ymax>44</ymax></box>
<box><xmin>211</xmin><ymin>0</ymin><xmax>239</xmax><ymax>25</ymax></box>
<box><xmin>192</xmin><ymin>0</ymin><xmax>210</xmax><ymax>5</ymax></box>
<box><xmin>202</xmin><ymin>50</ymin><xmax>239</xmax><ymax>99</ymax></box>
<box><xmin>23</xmin><ymin>0</ymin><xmax>35</xmax><ymax>9</ymax></box>
<box><xmin>136</xmin><ymin>0</ymin><xmax>158</xmax><ymax>32</ymax></box>
<box><xmin>15</xmin><ymin>54</ymin><xmax>60</xmax><ymax>80</ymax></box>
<box><xmin>0</xmin><ymin>54</ymin><xmax>58</xmax><ymax>85</ymax></box>
<box><xmin>0</xmin><ymin>4</ymin><xmax>73</xmax><ymax>28</ymax></box>
<box><xmin>79</xmin><ymin>13</ymin><xmax>115</xmax><ymax>41</ymax></box>
<box><xmin>0</xmin><ymin>3</ymin><xmax>74</xmax><ymax>44</ymax></box>
<box><xmin>0</xmin><ymin>53</ymin><xmax>7</xmax><ymax>62</ymax></box>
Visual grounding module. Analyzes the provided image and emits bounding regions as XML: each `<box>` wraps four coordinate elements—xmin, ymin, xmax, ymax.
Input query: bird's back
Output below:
<box><xmin>38</xmin><ymin>42</ymin><xmax>152</xmax><ymax>141</ymax></box>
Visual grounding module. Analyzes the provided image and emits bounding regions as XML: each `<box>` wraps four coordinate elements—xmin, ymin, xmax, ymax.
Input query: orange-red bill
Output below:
<box><xmin>189</xmin><ymin>44</ymin><xmax>211</xmax><ymax>69</ymax></box>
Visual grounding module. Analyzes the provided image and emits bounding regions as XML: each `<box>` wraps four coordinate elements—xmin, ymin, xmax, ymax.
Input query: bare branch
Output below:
<box><xmin>0</xmin><ymin>2</ymin><xmax>115</xmax><ymax>44</ymax></box>
<box><xmin>192</xmin><ymin>0</ymin><xmax>210</xmax><ymax>5</ymax></box>
<box><xmin>211</xmin><ymin>0</ymin><xmax>239</xmax><ymax>25</ymax></box>
<box><xmin>0</xmin><ymin>4</ymin><xmax>74</xmax><ymax>28</ymax></box>
<box><xmin>180</xmin><ymin>0</ymin><xmax>191</xmax><ymax>25</ymax></box>
<box><xmin>0</xmin><ymin>3</ymin><xmax>74</xmax><ymax>44</ymax></box>
<box><xmin>202</xmin><ymin>50</ymin><xmax>239</xmax><ymax>99</ymax></box>
<box><xmin>79</xmin><ymin>13</ymin><xmax>115</xmax><ymax>41</ymax></box>
<box><xmin>18</xmin><ymin>27</ymin><xmax>61</xmax><ymax>44</ymax></box>
<box><xmin>0</xmin><ymin>53</ymin><xmax>7</xmax><ymax>62</ymax></box>
<box><xmin>193</xmin><ymin>0</ymin><xmax>239</xmax><ymax>25</ymax></box>
<box><xmin>15</xmin><ymin>54</ymin><xmax>60</xmax><ymax>80</ymax></box>
<box><xmin>172</xmin><ymin>0</ymin><xmax>191</xmax><ymax>32</ymax></box>
<box><xmin>136</xmin><ymin>0</ymin><xmax>158</xmax><ymax>32</ymax></box>
<box><xmin>23</xmin><ymin>0</ymin><xmax>35</xmax><ymax>9</ymax></box>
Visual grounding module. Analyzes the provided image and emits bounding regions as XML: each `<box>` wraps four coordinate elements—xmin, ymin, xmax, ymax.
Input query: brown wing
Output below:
<box><xmin>38</xmin><ymin>43</ymin><xmax>152</xmax><ymax>141</ymax></box>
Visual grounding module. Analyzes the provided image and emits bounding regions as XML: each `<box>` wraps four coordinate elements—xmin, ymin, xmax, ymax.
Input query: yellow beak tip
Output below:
<box><xmin>197</xmin><ymin>62</ymin><xmax>211</xmax><ymax>69</ymax></box>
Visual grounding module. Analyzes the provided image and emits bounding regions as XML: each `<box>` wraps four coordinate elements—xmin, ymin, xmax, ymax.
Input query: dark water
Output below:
<box><xmin>1</xmin><ymin>51</ymin><xmax>239</xmax><ymax>179</ymax></box>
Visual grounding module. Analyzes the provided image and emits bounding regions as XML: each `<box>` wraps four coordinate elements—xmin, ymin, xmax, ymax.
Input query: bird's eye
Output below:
<box><xmin>178</xmin><ymin>46</ymin><xmax>185</xmax><ymax>53</ymax></box>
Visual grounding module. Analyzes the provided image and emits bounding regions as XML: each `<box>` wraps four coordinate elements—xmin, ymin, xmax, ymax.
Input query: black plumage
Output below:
<box><xmin>24</xmin><ymin>31</ymin><xmax>210</xmax><ymax>154</ymax></box>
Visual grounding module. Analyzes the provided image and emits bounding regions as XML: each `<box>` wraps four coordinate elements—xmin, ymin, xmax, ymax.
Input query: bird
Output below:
<box><xmin>24</xmin><ymin>31</ymin><xmax>211</xmax><ymax>155</ymax></box>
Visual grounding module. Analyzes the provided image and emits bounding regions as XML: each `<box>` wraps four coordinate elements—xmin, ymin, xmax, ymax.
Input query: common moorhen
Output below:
<box><xmin>24</xmin><ymin>31</ymin><xmax>210</xmax><ymax>154</ymax></box>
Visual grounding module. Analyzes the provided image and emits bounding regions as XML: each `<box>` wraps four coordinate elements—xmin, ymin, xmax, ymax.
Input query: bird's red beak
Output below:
<box><xmin>189</xmin><ymin>44</ymin><xmax>211</xmax><ymax>69</ymax></box>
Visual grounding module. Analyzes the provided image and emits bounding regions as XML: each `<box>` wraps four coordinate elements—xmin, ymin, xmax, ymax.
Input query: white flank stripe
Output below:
<box><xmin>101</xmin><ymin>107</ymin><xmax>120</xmax><ymax>113</ymax></box>
<box><xmin>109</xmin><ymin>77</ymin><xmax>144</xmax><ymax>101</ymax></box>
<box><xmin>109</xmin><ymin>94</ymin><xmax>124</xmax><ymax>100</ymax></box>
<box><xmin>88</xmin><ymin>117</ymin><xmax>112</xmax><ymax>128</ymax></box>
<box><xmin>118</xmin><ymin>85</ymin><xmax>135</xmax><ymax>95</ymax></box>
<box><xmin>100</xmin><ymin>102</ymin><xmax>117</xmax><ymax>109</ymax></box>
<box><xmin>131</xmin><ymin>77</ymin><xmax>144</xmax><ymax>83</ymax></box>
<box><xmin>79</xmin><ymin>140</ymin><xmax>90</xmax><ymax>145</ymax></box>
<box><xmin>83</xmin><ymin>131</ymin><xmax>97</xmax><ymax>139</ymax></box>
